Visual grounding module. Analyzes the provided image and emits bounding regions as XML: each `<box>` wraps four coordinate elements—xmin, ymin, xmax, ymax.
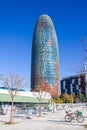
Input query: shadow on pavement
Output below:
<box><xmin>47</xmin><ymin>119</ymin><xmax>84</xmax><ymax>126</ymax></box>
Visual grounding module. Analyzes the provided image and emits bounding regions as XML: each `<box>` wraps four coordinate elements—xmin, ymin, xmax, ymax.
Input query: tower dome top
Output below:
<box><xmin>39</xmin><ymin>14</ymin><xmax>51</xmax><ymax>18</ymax></box>
<box><xmin>39</xmin><ymin>14</ymin><xmax>52</xmax><ymax>20</ymax></box>
<box><xmin>37</xmin><ymin>14</ymin><xmax>53</xmax><ymax>27</ymax></box>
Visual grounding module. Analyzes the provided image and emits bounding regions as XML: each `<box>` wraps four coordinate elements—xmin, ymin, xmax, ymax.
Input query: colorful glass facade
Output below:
<box><xmin>31</xmin><ymin>14</ymin><xmax>60</xmax><ymax>90</ymax></box>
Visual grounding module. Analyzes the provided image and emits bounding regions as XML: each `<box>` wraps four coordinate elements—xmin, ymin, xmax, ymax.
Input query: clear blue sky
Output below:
<box><xmin>0</xmin><ymin>0</ymin><xmax>87</xmax><ymax>89</ymax></box>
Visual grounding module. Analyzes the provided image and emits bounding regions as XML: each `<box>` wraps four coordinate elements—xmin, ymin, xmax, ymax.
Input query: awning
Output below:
<box><xmin>0</xmin><ymin>93</ymin><xmax>49</xmax><ymax>103</ymax></box>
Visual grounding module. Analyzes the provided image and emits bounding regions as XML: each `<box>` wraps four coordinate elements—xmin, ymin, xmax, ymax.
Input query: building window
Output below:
<box><xmin>63</xmin><ymin>80</ymin><xmax>66</xmax><ymax>90</ymax></box>
<box><xmin>76</xmin><ymin>85</ymin><xmax>79</xmax><ymax>90</ymax></box>
<box><xmin>78</xmin><ymin>78</ymin><xmax>81</xmax><ymax>85</ymax></box>
<box><xmin>65</xmin><ymin>89</ymin><xmax>67</xmax><ymax>94</ymax></box>
<box><xmin>70</xmin><ymin>84</ymin><xmax>73</xmax><ymax>93</ymax></box>
<box><xmin>72</xmin><ymin>79</ymin><xmax>75</xmax><ymax>84</ymax></box>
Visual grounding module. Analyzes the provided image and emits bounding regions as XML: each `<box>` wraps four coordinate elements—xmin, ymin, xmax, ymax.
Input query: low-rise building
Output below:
<box><xmin>0</xmin><ymin>87</ymin><xmax>51</xmax><ymax>107</ymax></box>
<box><xmin>61</xmin><ymin>73</ymin><xmax>87</xmax><ymax>98</ymax></box>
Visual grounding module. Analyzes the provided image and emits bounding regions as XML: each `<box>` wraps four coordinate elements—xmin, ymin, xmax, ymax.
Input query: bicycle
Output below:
<box><xmin>65</xmin><ymin>110</ymin><xmax>84</xmax><ymax>123</ymax></box>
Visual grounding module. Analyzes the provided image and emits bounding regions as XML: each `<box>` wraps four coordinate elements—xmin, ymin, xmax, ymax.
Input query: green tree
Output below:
<box><xmin>59</xmin><ymin>94</ymin><xmax>66</xmax><ymax>103</ymax></box>
<box><xmin>79</xmin><ymin>93</ymin><xmax>85</xmax><ymax>102</ymax></box>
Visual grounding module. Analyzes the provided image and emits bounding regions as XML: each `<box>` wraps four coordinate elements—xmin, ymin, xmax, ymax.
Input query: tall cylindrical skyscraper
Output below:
<box><xmin>31</xmin><ymin>14</ymin><xmax>60</xmax><ymax>94</ymax></box>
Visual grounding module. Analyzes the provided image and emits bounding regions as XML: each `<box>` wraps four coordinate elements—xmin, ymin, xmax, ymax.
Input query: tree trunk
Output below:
<box><xmin>52</xmin><ymin>102</ymin><xmax>55</xmax><ymax>113</ymax></box>
<box><xmin>39</xmin><ymin>99</ymin><xmax>42</xmax><ymax>116</ymax></box>
<box><xmin>10</xmin><ymin>98</ymin><xmax>14</xmax><ymax>124</ymax></box>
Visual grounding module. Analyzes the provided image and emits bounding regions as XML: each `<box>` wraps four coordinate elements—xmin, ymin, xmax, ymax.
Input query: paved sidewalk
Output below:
<box><xmin>0</xmin><ymin>108</ymin><xmax>87</xmax><ymax>130</ymax></box>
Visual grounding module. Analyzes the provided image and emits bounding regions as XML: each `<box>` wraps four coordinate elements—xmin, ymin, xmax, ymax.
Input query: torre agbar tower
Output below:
<box><xmin>31</xmin><ymin>14</ymin><xmax>60</xmax><ymax>94</ymax></box>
